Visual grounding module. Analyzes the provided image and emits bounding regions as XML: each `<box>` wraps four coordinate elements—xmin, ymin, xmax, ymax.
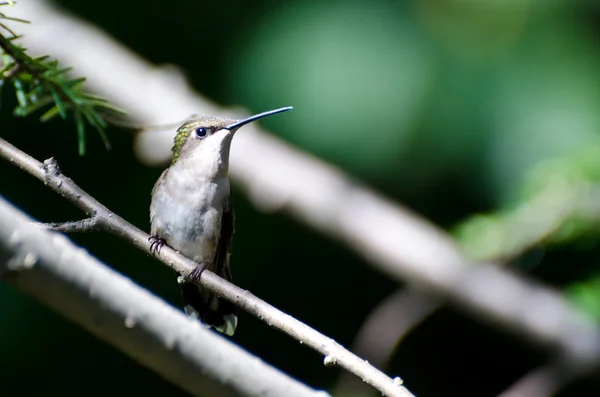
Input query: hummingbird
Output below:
<box><xmin>148</xmin><ymin>106</ymin><xmax>293</xmax><ymax>336</ymax></box>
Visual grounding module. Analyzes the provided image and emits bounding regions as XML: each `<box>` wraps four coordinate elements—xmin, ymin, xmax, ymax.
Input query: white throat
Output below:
<box><xmin>177</xmin><ymin>129</ymin><xmax>234</xmax><ymax>181</ymax></box>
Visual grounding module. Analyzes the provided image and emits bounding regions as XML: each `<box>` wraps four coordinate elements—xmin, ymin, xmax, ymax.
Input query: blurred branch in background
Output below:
<box><xmin>0</xmin><ymin>195</ymin><xmax>327</xmax><ymax>397</ymax></box>
<box><xmin>341</xmin><ymin>149</ymin><xmax>600</xmax><ymax>395</ymax></box>
<box><xmin>337</xmin><ymin>162</ymin><xmax>600</xmax><ymax>396</ymax></box>
<box><xmin>9</xmin><ymin>0</ymin><xmax>600</xmax><ymax>391</ymax></box>
<box><xmin>0</xmin><ymin>136</ymin><xmax>414</xmax><ymax>397</ymax></box>
<box><xmin>334</xmin><ymin>287</ymin><xmax>442</xmax><ymax>397</ymax></box>
<box><xmin>339</xmin><ymin>144</ymin><xmax>600</xmax><ymax>396</ymax></box>
<box><xmin>497</xmin><ymin>357</ymin><xmax>583</xmax><ymax>397</ymax></box>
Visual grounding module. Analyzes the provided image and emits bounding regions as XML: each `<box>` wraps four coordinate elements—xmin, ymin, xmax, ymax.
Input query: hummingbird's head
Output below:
<box><xmin>170</xmin><ymin>107</ymin><xmax>293</xmax><ymax>167</ymax></box>
<box><xmin>171</xmin><ymin>117</ymin><xmax>234</xmax><ymax>165</ymax></box>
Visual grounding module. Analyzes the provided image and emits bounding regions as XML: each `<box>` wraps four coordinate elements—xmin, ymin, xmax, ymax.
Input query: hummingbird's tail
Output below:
<box><xmin>179</xmin><ymin>273</ymin><xmax>238</xmax><ymax>336</ymax></box>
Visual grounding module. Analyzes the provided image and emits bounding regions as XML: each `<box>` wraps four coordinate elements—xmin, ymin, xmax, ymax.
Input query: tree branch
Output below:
<box><xmin>0</xmin><ymin>136</ymin><xmax>414</xmax><ymax>397</ymax></box>
<box><xmin>0</xmin><ymin>195</ymin><xmax>326</xmax><ymax>397</ymax></box>
<box><xmin>38</xmin><ymin>216</ymin><xmax>102</xmax><ymax>233</ymax></box>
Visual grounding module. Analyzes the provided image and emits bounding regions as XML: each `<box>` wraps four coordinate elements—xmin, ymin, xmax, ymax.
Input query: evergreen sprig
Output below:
<box><xmin>0</xmin><ymin>2</ymin><xmax>125</xmax><ymax>155</ymax></box>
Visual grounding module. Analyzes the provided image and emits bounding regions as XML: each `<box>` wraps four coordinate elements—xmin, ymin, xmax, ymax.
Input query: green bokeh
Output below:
<box><xmin>228</xmin><ymin>1</ymin><xmax>433</xmax><ymax>177</ymax></box>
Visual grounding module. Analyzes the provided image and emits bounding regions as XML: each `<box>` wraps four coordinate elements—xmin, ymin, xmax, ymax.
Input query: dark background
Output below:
<box><xmin>2</xmin><ymin>0</ymin><xmax>600</xmax><ymax>396</ymax></box>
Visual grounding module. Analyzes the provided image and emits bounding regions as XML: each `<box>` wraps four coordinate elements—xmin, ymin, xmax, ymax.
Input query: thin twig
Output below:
<box><xmin>0</xmin><ymin>136</ymin><xmax>414</xmax><ymax>397</ymax></box>
<box><xmin>38</xmin><ymin>216</ymin><xmax>102</xmax><ymax>233</ymax></box>
<box><xmin>0</xmin><ymin>196</ymin><xmax>327</xmax><ymax>397</ymax></box>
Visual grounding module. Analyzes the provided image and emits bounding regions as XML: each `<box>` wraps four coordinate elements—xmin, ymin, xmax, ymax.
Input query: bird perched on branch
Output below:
<box><xmin>149</xmin><ymin>106</ymin><xmax>293</xmax><ymax>335</ymax></box>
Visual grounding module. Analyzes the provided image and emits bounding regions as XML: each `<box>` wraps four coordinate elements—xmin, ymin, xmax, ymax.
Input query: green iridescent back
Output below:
<box><xmin>171</xmin><ymin>117</ymin><xmax>234</xmax><ymax>164</ymax></box>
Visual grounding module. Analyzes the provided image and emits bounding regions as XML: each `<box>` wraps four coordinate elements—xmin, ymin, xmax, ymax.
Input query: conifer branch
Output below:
<box><xmin>0</xmin><ymin>2</ymin><xmax>124</xmax><ymax>155</ymax></box>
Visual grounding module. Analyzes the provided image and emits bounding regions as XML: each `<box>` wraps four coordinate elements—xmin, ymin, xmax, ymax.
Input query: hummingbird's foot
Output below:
<box><xmin>148</xmin><ymin>235</ymin><xmax>167</xmax><ymax>255</ymax></box>
<box><xmin>185</xmin><ymin>260</ymin><xmax>210</xmax><ymax>284</ymax></box>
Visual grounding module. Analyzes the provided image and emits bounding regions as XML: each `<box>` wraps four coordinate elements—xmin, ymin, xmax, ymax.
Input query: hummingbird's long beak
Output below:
<box><xmin>226</xmin><ymin>106</ymin><xmax>293</xmax><ymax>130</ymax></box>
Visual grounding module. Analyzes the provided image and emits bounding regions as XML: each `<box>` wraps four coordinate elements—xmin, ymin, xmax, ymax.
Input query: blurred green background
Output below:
<box><xmin>3</xmin><ymin>0</ymin><xmax>600</xmax><ymax>396</ymax></box>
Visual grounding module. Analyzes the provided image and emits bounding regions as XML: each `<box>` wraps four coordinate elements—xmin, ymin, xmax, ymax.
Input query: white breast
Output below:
<box><xmin>150</xmin><ymin>163</ymin><xmax>230</xmax><ymax>263</ymax></box>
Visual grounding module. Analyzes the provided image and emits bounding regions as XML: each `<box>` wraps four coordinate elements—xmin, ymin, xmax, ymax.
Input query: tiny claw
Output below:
<box><xmin>148</xmin><ymin>235</ymin><xmax>167</xmax><ymax>255</ymax></box>
<box><xmin>187</xmin><ymin>260</ymin><xmax>210</xmax><ymax>283</ymax></box>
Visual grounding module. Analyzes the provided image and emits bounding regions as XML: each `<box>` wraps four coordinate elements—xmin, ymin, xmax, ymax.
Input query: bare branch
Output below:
<box><xmin>0</xmin><ymin>196</ymin><xmax>327</xmax><ymax>397</ymax></box>
<box><xmin>0</xmin><ymin>136</ymin><xmax>414</xmax><ymax>397</ymax></box>
<box><xmin>38</xmin><ymin>216</ymin><xmax>102</xmax><ymax>233</ymax></box>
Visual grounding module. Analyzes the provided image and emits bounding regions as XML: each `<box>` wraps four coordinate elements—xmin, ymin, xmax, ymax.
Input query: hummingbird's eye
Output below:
<box><xmin>195</xmin><ymin>127</ymin><xmax>208</xmax><ymax>138</ymax></box>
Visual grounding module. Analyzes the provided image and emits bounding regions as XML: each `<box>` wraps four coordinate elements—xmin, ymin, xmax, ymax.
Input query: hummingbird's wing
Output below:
<box><xmin>151</xmin><ymin>168</ymin><xmax>169</xmax><ymax>196</ymax></box>
<box><xmin>149</xmin><ymin>169</ymin><xmax>169</xmax><ymax>233</ymax></box>
<box><xmin>213</xmin><ymin>194</ymin><xmax>235</xmax><ymax>280</ymax></box>
<box><xmin>180</xmin><ymin>195</ymin><xmax>238</xmax><ymax>335</ymax></box>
